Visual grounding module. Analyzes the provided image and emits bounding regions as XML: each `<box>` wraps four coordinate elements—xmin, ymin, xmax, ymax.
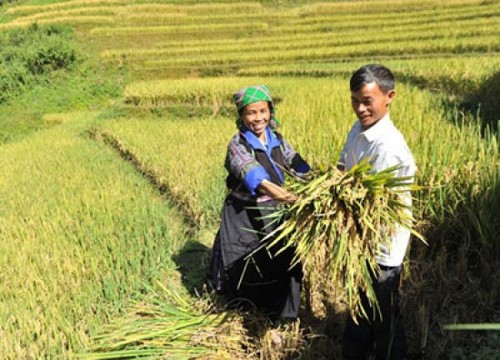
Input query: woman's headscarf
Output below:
<box><xmin>233</xmin><ymin>85</ymin><xmax>280</xmax><ymax>129</ymax></box>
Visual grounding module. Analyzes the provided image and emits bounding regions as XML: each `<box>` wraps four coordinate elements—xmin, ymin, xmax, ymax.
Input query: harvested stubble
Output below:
<box><xmin>258</xmin><ymin>161</ymin><xmax>424</xmax><ymax>322</ymax></box>
<box><xmin>87</xmin><ymin>284</ymin><xmax>251</xmax><ymax>359</ymax></box>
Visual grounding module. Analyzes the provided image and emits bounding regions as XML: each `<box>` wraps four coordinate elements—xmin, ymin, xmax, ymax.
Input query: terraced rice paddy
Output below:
<box><xmin>2</xmin><ymin>0</ymin><xmax>498</xmax><ymax>80</ymax></box>
<box><xmin>0</xmin><ymin>0</ymin><xmax>498</xmax><ymax>358</ymax></box>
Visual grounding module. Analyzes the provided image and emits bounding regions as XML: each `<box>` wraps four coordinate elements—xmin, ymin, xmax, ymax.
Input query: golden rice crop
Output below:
<box><xmin>237</xmin><ymin>55</ymin><xmax>500</xmax><ymax>88</ymax></box>
<box><xmin>177</xmin><ymin>2</ymin><xmax>263</xmax><ymax>15</ymax></box>
<box><xmin>144</xmin><ymin>36</ymin><xmax>499</xmax><ymax>69</ymax></box>
<box><xmin>151</xmin><ymin>5</ymin><xmax>494</xmax><ymax>50</ymax></box>
<box><xmin>100</xmin><ymin>21</ymin><xmax>496</xmax><ymax>62</ymax></box>
<box><xmin>246</xmin><ymin>7</ymin><xmax>497</xmax><ymax>37</ymax></box>
<box><xmin>96</xmin><ymin>116</ymin><xmax>235</xmax><ymax>227</ymax></box>
<box><xmin>89</xmin><ymin>22</ymin><xmax>268</xmax><ymax>36</ymax></box>
<box><xmin>4</xmin><ymin>6</ymin><xmax>117</xmax><ymax>22</ymax></box>
<box><xmin>122</xmin><ymin>77</ymin><xmax>276</xmax><ymax>108</ymax></box>
<box><xmin>304</xmin><ymin>0</ymin><xmax>492</xmax><ymax>14</ymax></box>
<box><xmin>290</xmin><ymin>2</ymin><xmax>497</xmax><ymax>26</ymax></box>
<box><xmin>6</xmin><ymin>0</ymin><xmax>129</xmax><ymax>15</ymax></box>
<box><xmin>248</xmin><ymin>161</ymin><xmax>424</xmax><ymax>321</ymax></box>
<box><xmin>0</xmin><ymin>113</ymin><xmax>190</xmax><ymax>357</ymax></box>
<box><xmin>0</xmin><ymin>15</ymin><xmax>114</xmax><ymax>29</ymax></box>
<box><xmin>147</xmin><ymin>11</ymin><xmax>492</xmax><ymax>47</ymax></box>
<box><xmin>118</xmin><ymin>12</ymin><xmax>282</xmax><ymax>27</ymax></box>
<box><xmin>105</xmin><ymin>2</ymin><xmax>263</xmax><ymax>16</ymax></box>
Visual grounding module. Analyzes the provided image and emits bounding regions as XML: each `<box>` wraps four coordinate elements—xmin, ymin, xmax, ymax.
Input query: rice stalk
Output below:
<box><xmin>86</xmin><ymin>283</ymin><xmax>251</xmax><ymax>359</ymax></box>
<box><xmin>251</xmin><ymin>160</ymin><xmax>425</xmax><ymax>322</ymax></box>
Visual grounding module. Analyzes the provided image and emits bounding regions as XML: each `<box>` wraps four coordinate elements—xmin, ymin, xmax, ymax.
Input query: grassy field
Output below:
<box><xmin>0</xmin><ymin>0</ymin><xmax>499</xmax><ymax>358</ymax></box>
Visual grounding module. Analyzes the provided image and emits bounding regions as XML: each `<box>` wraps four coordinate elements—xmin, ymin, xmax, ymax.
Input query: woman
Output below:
<box><xmin>209</xmin><ymin>85</ymin><xmax>311</xmax><ymax>320</ymax></box>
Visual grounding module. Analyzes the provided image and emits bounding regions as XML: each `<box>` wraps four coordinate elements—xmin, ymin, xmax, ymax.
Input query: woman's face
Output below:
<box><xmin>240</xmin><ymin>100</ymin><xmax>270</xmax><ymax>140</ymax></box>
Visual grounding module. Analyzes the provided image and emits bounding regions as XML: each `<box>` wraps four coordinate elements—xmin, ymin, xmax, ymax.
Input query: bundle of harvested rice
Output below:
<box><xmin>252</xmin><ymin>160</ymin><xmax>424</xmax><ymax>321</ymax></box>
<box><xmin>86</xmin><ymin>283</ymin><xmax>251</xmax><ymax>359</ymax></box>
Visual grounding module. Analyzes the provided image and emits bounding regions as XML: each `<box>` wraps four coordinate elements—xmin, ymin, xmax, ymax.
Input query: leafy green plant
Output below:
<box><xmin>0</xmin><ymin>23</ymin><xmax>76</xmax><ymax>103</ymax></box>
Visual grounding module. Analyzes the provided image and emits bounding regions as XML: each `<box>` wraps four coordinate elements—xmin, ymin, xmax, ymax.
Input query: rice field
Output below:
<box><xmin>1</xmin><ymin>0</ymin><xmax>498</xmax><ymax>80</ymax></box>
<box><xmin>102</xmin><ymin>76</ymin><xmax>500</xmax><ymax>240</ymax></box>
<box><xmin>0</xmin><ymin>112</ymin><xmax>193</xmax><ymax>357</ymax></box>
<box><xmin>96</xmin><ymin>75</ymin><xmax>499</xmax><ymax>358</ymax></box>
<box><xmin>0</xmin><ymin>0</ymin><xmax>499</xmax><ymax>358</ymax></box>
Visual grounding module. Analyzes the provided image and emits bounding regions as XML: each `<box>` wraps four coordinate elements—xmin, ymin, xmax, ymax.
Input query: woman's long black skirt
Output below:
<box><xmin>209</xmin><ymin>193</ymin><xmax>302</xmax><ymax>320</ymax></box>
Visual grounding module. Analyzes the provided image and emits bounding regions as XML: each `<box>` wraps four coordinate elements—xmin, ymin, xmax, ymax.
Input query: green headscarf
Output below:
<box><xmin>233</xmin><ymin>84</ymin><xmax>280</xmax><ymax>129</ymax></box>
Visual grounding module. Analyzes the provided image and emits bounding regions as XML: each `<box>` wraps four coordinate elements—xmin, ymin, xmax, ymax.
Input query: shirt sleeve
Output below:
<box><xmin>225</xmin><ymin>135</ymin><xmax>270</xmax><ymax>195</ymax></box>
<box><xmin>337</xmin><ymin>146</ymin><xmax>347</xmax><ymax>171</ymax></box>
<box><xmin>371</xmin><ymin>145</ymin><xmax>416</xmax><ymax>181</ymax></box>
<box><xmin>371</xmin><ymin>144</ymin><xmax>416</xmax><ymax>208</ymax></box>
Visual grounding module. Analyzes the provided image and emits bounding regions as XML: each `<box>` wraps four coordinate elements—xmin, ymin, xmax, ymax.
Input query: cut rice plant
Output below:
<box><xmin>254</xmin><ymin>160</ymin><xmax>425</xmax><ymax>322</ymax></box>
<box><xmin>86</xmin><ymin>283</ymin><xmax>251</xmax><ymax>359</ymax></box>
<box><xmin>257</xmin><ymin>320</ymin><xmax>307</xmax><ymax>360</ymax></box>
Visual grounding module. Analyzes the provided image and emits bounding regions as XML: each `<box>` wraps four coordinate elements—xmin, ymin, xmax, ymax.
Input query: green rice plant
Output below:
<box><xmin>87</xmin><ymin>283</ymin><xmax>251</xmax><ymax>359</ymax></box>
<box><xmin>248</xmin><ymin>161</ymin><xmax>424</xmax><ymax>321</ymax></box>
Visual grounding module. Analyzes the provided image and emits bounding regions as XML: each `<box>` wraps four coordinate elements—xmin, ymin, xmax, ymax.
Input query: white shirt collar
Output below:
<box><xmin>360</xmin><ymin>113</ymin><xmax>392</xmax><ymax>142</ymax></box>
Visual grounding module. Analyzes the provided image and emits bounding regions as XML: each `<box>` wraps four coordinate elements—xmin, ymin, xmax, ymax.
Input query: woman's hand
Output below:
<box><xmin>258</xmin><ymin>180</ymin><xmax>297</xmax><ymax>204</ymax></box>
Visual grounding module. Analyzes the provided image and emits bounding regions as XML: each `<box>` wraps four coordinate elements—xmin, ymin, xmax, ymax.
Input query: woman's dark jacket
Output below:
<box><xmin>209</xmin><ymin>126</ymin><xmax>310</xmax><ymax>319</ymax></box>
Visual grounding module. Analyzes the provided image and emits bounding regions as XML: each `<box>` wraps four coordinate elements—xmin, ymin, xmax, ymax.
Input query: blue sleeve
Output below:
<box><xmin>225</xmin><ymin>133</ymin><xmax>271</xmax><ymax>195</ymax></box>
<box><xmin>243</xmin><ymin>166</ymin><xmax>271</xmax><ymax>195</ymax></box>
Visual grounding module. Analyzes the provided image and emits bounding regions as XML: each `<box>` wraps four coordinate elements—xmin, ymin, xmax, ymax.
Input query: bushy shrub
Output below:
<box><xmin>0</xmin><ymin>0</ymin><xmax>19</xmax><ymax>6</ymax></box>
<box><xmin>0</xmin><ymin>23</ymin><xmax>77</xmax><ymax>103</ymax></box>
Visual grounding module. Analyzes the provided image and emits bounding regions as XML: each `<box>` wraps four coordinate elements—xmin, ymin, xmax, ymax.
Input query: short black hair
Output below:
<box><xmin>350</xmin><ymin>64</ymin><xmax>395</xmax><ymax>93</ymax></box>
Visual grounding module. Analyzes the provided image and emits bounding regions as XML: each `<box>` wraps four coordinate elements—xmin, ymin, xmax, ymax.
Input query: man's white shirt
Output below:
<box><xmin>338</xmin><ymin>113</ymin><xmax>417</xmax><ymax>267</ymax></box>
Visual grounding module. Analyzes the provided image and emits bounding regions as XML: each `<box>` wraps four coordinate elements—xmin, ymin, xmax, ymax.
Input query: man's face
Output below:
<box><xmin>351</xmin><ymin>82</ymin><xmax>395</xmax><ymax>130</ymax></box>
